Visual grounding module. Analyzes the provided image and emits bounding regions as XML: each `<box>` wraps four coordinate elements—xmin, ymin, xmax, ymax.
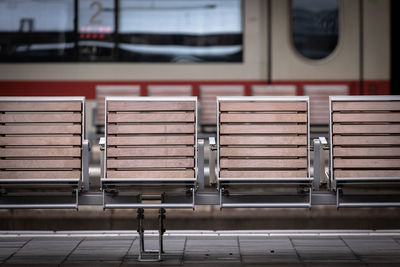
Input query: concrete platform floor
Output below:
<box><xmin>1</xmin><ymin>230</ymin><xmax>400</xmax><ymax>266</ymax></box>
<box><xmin>0</xmin><ymin>230</ymin><xmax>400</xmax><ymax>267</ymax></box>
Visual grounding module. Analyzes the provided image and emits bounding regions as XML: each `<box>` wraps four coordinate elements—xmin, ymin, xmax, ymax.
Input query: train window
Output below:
<box><xmin>292</xmin><ymin>0</ymin><xmax>339</xmax><ymax>60</ymax></box>
<box><xmin>0</xmin><ymin>0</ymin><xmax>75</xmax><ymax>62</ymax></box>
<box><xmin>118</xmin><ymin>0</ymin><xmax>243</xmax><ymax>62</ymax></box>
<box><xmin>0</xmin><ymin>0</ymin><xmax>242</xmax><ymax>63</ymax></box>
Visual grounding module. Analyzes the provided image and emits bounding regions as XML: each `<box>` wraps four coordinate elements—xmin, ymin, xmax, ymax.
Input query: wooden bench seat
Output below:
<box><xmin>200</xmin><ymin>85</ymin><xmax>244</xmax><ymax>125</ymax></box>
<box><xmin>101</xmin><ymin>97</ymin><xmax>198</xmax><ymax>209</ymax></box>
<box><xmin>252</xmin><ymin>85</ymin><xmax>297</xmax><ymax>96</ymax></box>
<box><xmin>303</xmin><ymin>85</ymin><xmax>348</xmax><ymax>125</ymax></box>
<box><xmin>216</xmin><ymin>96</ymin><xmax>312</xmax><ymax>208</ymax></box>
<box><xmin>0</xmin><ymin>97</ymin><xmax>88</xmax><ymax>209</ymax></box>
<box><xmin>95</xmin><ymin>85</ymin><xmax>141</xmax><ymax>126</ymax></box>
<box><xmin>330</xmin><ymin>96</ymin><xmax>400</xmax><ymax>207</ymax></box>
<box><xmin>147</xmin><ymin>85</ymin><xmax>192</xmax><ymax>96</ymax></box>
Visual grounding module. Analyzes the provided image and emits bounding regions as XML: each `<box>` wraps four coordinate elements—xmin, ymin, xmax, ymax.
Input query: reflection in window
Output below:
<box><xmin>78</xmin><ymin>0</ymin><xmax>115</xmax><ymax>61</ymax></box>
<box><xmin>118</xmin><ymin>0</ymin><xmax>242</xmax><ymax>62</ymax></box>
<box><xmin>292</xmin><ymin>0</ymin><xmax>339</xmax><ymax>60</ymax></box>
<box><xmin>0</xmin><ymin>0</ymin><xmax>74</xmax><ymax>61</ymax></box>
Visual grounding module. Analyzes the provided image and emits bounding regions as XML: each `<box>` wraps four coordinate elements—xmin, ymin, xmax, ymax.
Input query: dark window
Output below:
<box><xmin>292</xmin><ymin>0</ymin><xmax>339</xmax><ymax>60</ymax></box>
<box><xmin>0</xmin><ymin>0</ymin><xmax>242</xmax><ymax>62</ymax></box>
<box><xmin>118</xmin><ymin>0</ymin><xmax>242</xmax><ymax>62</ymax></box>
<box><xmin>0</xmin><ymin>0</ymin><xmax>75</xmax><ymax>61</ymax></box>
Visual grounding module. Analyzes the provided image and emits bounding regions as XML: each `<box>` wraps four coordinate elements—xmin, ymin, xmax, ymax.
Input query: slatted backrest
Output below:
<box><xmin>0</xmin><ymin>97</ymin><xmax>84</xmax><ymax>180</ymax></box>
<box><xmin>303</xmin><ymin>85</ymin><xmax>349</xmax><ymax>125</ymax></box>
<box><xmin>95</xmin><ymin>85</ymin><xmax>141</xmax><ymax>126</ymax></box>
<box><xmin>148</xmin><ymin>85</ymin><xmax>192</xmax><ymax>96</ymax></box>
<box><xmin>218</xmin><ymin>97</ymin><xmax>310</xmax><ymax>179</ymax></box>
<box><xmin>252</xmin><ymin>85</ymin><xmax>297</xmax><ymax>96</ymax></box>
<box><xmin>105</xmin><ymin>97</ymin><xmax>197</xmax><ymax>180</ymax></box>
<box><xmin>330</xmin><ymin>96</ymin><xmax>400</xmax><ymax>180</ymax></box>
<box><xmin>200</xmin><ymin>85</ymin><xmax>244</xmax><ymax>125</ymax></box>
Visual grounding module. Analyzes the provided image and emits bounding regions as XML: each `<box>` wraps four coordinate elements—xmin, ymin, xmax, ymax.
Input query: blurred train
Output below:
<box><xmin>0</xmin><ymin>0</ymin><xmax>392</xmax><ymax>111</ymax></box>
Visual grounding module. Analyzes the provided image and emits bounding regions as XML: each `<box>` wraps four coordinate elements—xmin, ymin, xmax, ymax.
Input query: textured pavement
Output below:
<box><xmin>1</xmin><ymin>231</ymin><xmax>400</xmax><ymax>266</ymax></box>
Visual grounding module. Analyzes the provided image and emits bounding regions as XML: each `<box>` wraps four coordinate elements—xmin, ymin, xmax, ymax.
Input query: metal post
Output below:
<box><xmin>159</xmin><ymin>208</ymin><xmax>165</xmax><ymax>255</ymax></box>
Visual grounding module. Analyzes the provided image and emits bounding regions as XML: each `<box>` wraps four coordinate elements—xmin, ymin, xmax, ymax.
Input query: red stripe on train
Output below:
<box><xmin>0</xmin><ymin>80</ymin><xmax>390</xmax><ymax>99</ymax></box>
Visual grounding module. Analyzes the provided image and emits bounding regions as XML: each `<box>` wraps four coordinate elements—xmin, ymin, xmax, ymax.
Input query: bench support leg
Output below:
<box><xmin>137</xmin><ymin>208</ymin><xmax>166</xmax><ymax>262</ymax></box>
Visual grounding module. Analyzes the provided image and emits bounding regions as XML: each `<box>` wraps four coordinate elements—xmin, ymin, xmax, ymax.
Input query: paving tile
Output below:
<box><xmin>5</xmin><ymin>239</ymin><xmax>80</xmax><ymax>265</ymax></box>
<box><xmin>342</xmin><ymin>237</ymin><xmax>400</xmax><ymax>256</ymax></box>
<box><xmin>1</xmin><ymin>234</ymin><xmax>400</xmax><ymax>266</ymax></box>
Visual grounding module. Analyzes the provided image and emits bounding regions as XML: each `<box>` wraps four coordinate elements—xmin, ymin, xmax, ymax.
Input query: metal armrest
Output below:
<box><xmin>209</xmin><ymin>137</ymin><xmax>216</xmax><ymax>150</ymax></box>
<box><xmin>99</xmin><ymin>137</ymin><xmax>106</xmax><ymax>180</ymax></box>
<box><xmin>313</xmin><ymin>137</ymin><xmax>328</xmax><ymax>191</ymax></box>
<box><xmin>197</xmin><ymin>139</ymin><xmax>205</xmax><ymax>191</ymax></box>
<box><xmin>208</xmin><ymin>137</ymin><xmax>217</xmax><ymax>185</ymax></box>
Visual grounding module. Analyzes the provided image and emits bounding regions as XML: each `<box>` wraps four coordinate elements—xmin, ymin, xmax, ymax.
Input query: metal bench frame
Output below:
<box><xmin>0</xmin><ymin>97</ymin><xmax>89</xmax><ymax>210</ymax></box>
<box><xmin>216</xmin><ymin>96</ymin><xmax>313</xmax><ymax>209</ymax></box>
<box><xmin>329</xmin><ymin>96</ymin><xmax>400</xmax><ymax>208</ymax></box>
<box><xmin>100</xmin><ymin>96</ymin><xmax>202</xmax><ymax>261</ymax></box>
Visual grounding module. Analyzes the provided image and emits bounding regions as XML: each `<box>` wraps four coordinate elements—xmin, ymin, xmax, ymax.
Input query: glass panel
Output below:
<box><xmin>292</xmin><ymin>0</ymin><xmax>339</xmax><ymax>60</ymax></box>
<box><xmin>0</xmin><ymin>0</ymin><xmax>75</xmax><ymax>61</ymax></box>
<box><xmin>78</xmin><ymin>0</ymin><xmax>115</xmax><ymax>61</ymax></box>
<box><xmin>118</xmin><ymin>0</ymin><xmax>242</xmax><ymax>62</ymax></box>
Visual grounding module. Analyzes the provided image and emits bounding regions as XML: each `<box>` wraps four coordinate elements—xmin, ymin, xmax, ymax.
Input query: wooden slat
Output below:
<box><xmin>0</xmin><ymin>171</ymin><xmax>81</xmax><ymax>179</ymax></box>
<box><xmin>252</xmin><ymin>85</ymin><xmax>297</xmax><ymax>96</ymax></box>
<box><xmin>220</xmin><ymin>135</ymin><xmax>307</xmax><ymax>145</ymax></box>
<box><xmin>0</xmin><ymin>159</ymin><xmax>81</xmax><ymax>169</ymax></box>
<box><xmin>220</xmin><ymin>170</ymin><xmax>308</xmax><ymax>178</ymax></box>
<box><xmin>108</xmin><ymin>113</ymin><xmax>194</xmax><ymax>123</ymax></box>
<box><xmin>333</xmin><ymin>113</ymin><xmax>400</xmax><ymax>123</ymax></box>
<box><xmin>107</xmin><ymin>147</ymin><xmax>194</xmax><ymax>157</ymax></box>
<box><xmin>107</xmin><ymin>158</ymin><xmax>194</xmax><ymax>168</ymax></box>
<box><xmin>148</xmin><ymin>85</ymin><xmax>192</xmax><ymax>96</ymax></box>
<box><xmin>107</xmin><ymin>136</ymin><xmax>194</xmax><ymax>145</ymax></box>
<box><xmin>333</xmin><ymin>136</ymin><xmax>400</xmax><ymax>145</ymax></box>
<box><xmin>0</xmin><ymin>125</ymin><xmax>81</xmax><ymax>134</ymax></box>
<box><xmin>334</xmin><ymin>170</ymin><xmax>400</xmax><ymax>178</ymax></box>
<box><xmin>220</xmin><ymin>147</ymin><xmax>307</xmax><ymax>157</ymax></box>
<box><xmin>0</xmin><ymin>148</ymin><xmax>81</xmax><ymax>157</ymax></box>
<box><xmin>0</xmin><ymin>136</ymin><xmax>81</xmax><ymax>146</ymax></box>
<box><xmin>332</xmin><ymin>101</ymin><xmax>400</xmax><ymax>111</ymax></box>
<box><xmin>220</xmin><ymin>102</ymin><xmax>307</xmax><ymax>112</ymax></box>
<box><xmin>0</xmin><ymin>101</ymin><xmax>82</xmax><ymax>111</ymax></box>
<box><xmin>220</xmin><ymin>158</ymin><xmax>307</xmax><ymax>168</ymax></box>
<box><xmin>107</xmin><ymin>170</ymin><xmax>194</xmax><ymax>178</ymax></box>
<box><xmin>220</xmin><ymin>113</ymin><xmax>307</xmax><ymax>123</ymax></box>
<box><xmin>107</xmin><ymin>124</ymin><xmax>194</xmax><ymax>134</ymax></box>
<box><xmin>334</xmin><ymin>159</ymin><xmax>400</xmax><ymax>169</ymax></box>
<box><xmin>0</xmin><ymin>113</ymin><xmax>82</xmax><ymax>123</ymax></box>
<box><xmin>108</xmin><ymin>101</ymin><xmax>195</xmax><ymax>111</ymax></box>
<box><xmin>220</xmin><ymin>124</ymin><xmax>307</xmax><ymax>134</ymax></box>
<box><xmin>333</xmin><ymin>124</ymin><xmax>400</xmax><ymax>134</ymax></box>
<box><xmin>334</xmin><ymin>147</ymin><xmax>400</xmax><ymax>157</ymax></box>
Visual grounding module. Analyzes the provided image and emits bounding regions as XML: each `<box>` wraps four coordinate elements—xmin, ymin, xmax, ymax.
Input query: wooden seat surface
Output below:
<box><xmin>303</xmin><ymin>85</ymin><xmax>348</xmax><ymax>125</ymax></box>
<box><xmin>95</xmin><ymin>85</ymin><xmax>141</xmax><ymax>126</ymax></box>
<box><xmin>218</xmin><ymin>97</ymin><xmax>309</xmax><ymax>179</ymax></box>
<box><xmin>105</xmin><ymin>97</ymin><xmax>197</xmax><ymax>180</ymax></box>
<box><xmin>252</xmin><ymin>85</ymin><xmax>297</xmax><ymax>96</ymax></box>
<box><xmin>330</xmin><ymin>96</ymin><xmax>400</xmax><ymax>180</ymax></box>
<box><xmin>147</xmin><ymin>85</ymin><xmax>192</xmax><ymax>96</ymax></box>
<box><xmin>0</xmin><ymin>97</ymin><xmax>84</xmax><ymax>180</ymax></box>
<box><xmin>200</xmin><ymin>85</ymin><xmax>244</xmax><ymax>125</ymax></box>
